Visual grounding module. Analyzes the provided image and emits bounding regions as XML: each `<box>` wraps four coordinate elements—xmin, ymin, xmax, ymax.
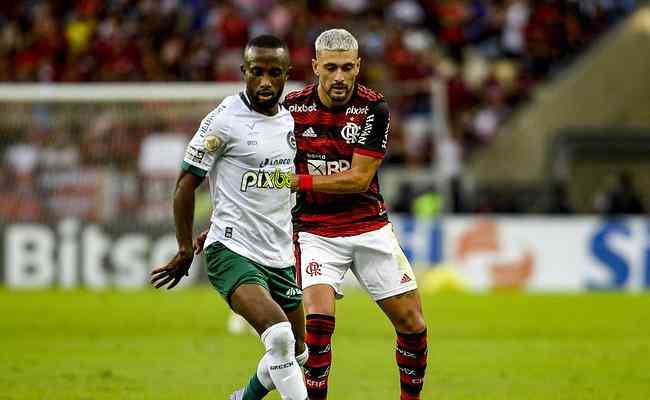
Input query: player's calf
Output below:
<box><xmin>303</xmin><ymin>314</ymin><xmax>335</xmax><ymax>400</ymax></box>
<box><xmin>396</xmin><ymin>329</ymin><xmax>427</xmax><ymax>400</ymax></box>
<box><xmin>243</xmin><ymin>341</ymin><xmax>309</xmax><ymax>399</ymax></box>
<box><xmin>378</xmin><ymin>290</ymin><xmax>427</xmax><ymax>400</ymax></box>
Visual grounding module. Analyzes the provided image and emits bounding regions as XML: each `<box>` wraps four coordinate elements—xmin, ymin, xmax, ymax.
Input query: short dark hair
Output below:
<box><xmin>245</xmin><ymin>35</ymin><xmax>288</xmax><ymax>53</ymax></box>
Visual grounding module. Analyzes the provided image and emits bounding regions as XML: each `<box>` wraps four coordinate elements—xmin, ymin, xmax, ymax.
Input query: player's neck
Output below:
<box><xmin>317</xmin><ymin>84</ymin><xmax>354</xmax><ymax>109</ymax></box>
<box><xmin>254</xmin><ymin>104</ymin><xmax>279</xmax><ymax>116</ymax></box>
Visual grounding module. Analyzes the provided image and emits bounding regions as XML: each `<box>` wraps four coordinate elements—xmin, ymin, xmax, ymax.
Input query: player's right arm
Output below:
<box><xmin>173</xmin><ymin>170</ymin><xmax>204</xmax><ymax>259</ymax></box>
<box><xmin>151</xmin><ymin>170</ymin><xmax>204</xmax><ymax>289</ymax></box>
<box><xmin>151</xmin><ymin>104</ymin><xmax>231</xmax><ymax>289</ymax></box>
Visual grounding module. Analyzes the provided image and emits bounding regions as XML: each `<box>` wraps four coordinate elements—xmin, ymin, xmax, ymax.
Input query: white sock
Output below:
<box><xmin>257</xmin><ymin>345</ymin><xmax>309</xmax><ymax>391</ymax></box>
<box><xmin>260</xmin><ymin>322</ymin><xmax>308</xmax><ymax>400</ymax></box>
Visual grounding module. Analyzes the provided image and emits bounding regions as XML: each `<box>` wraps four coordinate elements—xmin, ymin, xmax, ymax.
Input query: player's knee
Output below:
<box><xmin>261</xmin><ymin>321</ymin><xmax>296</xmax><ymax>359</ymax></box>
<box><xmin>303</xmin><ymin>285</ymin><xmax>336</xmax><ymax>315</ymax></box>
<box><xmin>394</xmin><ymin>308</ymin><xmax>426</xmax><ymax>334</ymax></box>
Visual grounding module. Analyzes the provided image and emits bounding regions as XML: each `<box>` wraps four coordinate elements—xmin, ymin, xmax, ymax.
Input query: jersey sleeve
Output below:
<box><xmin>181</xmin><ymin>103</ymin><xmax>231</xmax><ymax>178</ymax></box>
<box><xmin>354</xmin><ymin>100</ymin><xmax>390</xmax><ymax>159</ymax></box>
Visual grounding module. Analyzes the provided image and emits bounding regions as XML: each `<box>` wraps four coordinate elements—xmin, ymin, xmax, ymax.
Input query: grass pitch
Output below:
<box><xmin>2</xmin><ymin>288</ymin><xmax>650</xmax><ymax>399</ymax></box>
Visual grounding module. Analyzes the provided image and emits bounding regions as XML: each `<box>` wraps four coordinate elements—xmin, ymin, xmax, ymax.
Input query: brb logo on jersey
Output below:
<box><xmin>340</xmin><ymin>122</ymin><xmax>360</xmax><ymax>144</ymax></box>
<box><xmin>240</xmin><ymin>167</ymin><xmax>292</xmax><ymax>192</ymax></box>
<box><xmin>307</xmin><ymin>159</ymin><xmax>351</xmax><ymax>175</ymax></box>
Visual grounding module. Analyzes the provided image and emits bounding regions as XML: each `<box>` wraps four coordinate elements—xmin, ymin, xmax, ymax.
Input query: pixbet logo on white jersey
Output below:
<box><xmin>240</xmin><ymin>168</ymin><xmax>292</xmax><ymax>191</ymax></box>
<box><xmin>307</xmin><ymin>159</ymin><xmax>351</xmax><ymax>175</ymax></box>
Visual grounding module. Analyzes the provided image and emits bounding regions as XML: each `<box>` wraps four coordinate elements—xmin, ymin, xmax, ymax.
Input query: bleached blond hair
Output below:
<box><xmin>315</xmin><ymin>29</ymin><xmax>358</xmax><ymax>55</ymax></box>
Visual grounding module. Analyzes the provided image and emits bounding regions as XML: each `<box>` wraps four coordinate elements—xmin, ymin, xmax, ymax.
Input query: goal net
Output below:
<box><xmin>0</xmin><ymin>83</ymin><xmax>304</xmax><ymax>224</ymax></box>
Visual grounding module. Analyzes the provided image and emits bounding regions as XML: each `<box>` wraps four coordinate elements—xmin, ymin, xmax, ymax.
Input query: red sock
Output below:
<box><xmin>396</xmin><ymin>330</ymin><xmax>427</xmax><ymax>400</ymax></box>
<box><xmin>304</xmin><ymin>314</ymin><xmax>335</xmax><ymax>400</ymax></box>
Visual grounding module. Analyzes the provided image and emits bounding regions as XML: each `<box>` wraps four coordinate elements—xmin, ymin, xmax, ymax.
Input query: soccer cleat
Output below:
<box><xmin>228</xmin><ymin>388</ymin><xmax>244</xmax><ymax>400</ymax></box>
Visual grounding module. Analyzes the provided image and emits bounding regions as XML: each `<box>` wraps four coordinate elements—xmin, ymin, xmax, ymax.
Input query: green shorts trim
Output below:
<box><xmin>203</xmin><ymin>241</ymin><xmax>302</xmax><ymax>312</ymax></box>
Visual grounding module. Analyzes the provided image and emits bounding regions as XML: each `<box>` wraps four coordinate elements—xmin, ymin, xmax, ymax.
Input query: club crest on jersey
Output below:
<box><xmin>306</xmin><ymin>261</ymin><xmax>322</xmax><ymax>277</ymax></box>
<box><xmin>286</xmin><ymin>130</ymin><xmax>296</xmax><ymax>149</ymax></box>
<box><xmin>340</xmin><ymin>122</ymin><xmax>360</xmax><ymax>144</ymax></box>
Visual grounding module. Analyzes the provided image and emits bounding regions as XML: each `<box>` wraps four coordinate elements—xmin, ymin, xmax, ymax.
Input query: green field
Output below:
<box><xmin>2</xmin><ymin>289</ymin><xmax>650</xmax><ymax>400</ymax></box>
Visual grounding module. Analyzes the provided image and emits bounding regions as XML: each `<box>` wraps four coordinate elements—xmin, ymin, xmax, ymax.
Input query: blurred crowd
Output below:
<box><xmin>1</xmin><ymin>1</ymin><xmax>637</xmax><ymax>158</ymax></box>
<box><xmin>0</xmin><ymin>0</ymin><xmax>641</xmax><ymax>221</ymax></box>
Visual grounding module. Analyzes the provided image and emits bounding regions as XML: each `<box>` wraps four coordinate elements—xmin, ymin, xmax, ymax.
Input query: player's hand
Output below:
<box><xmin>150</xmin><ymin>249</ymin><xmax>193</xmax><ymax>290</ymax></box>
<box><xmin>193</xmin><ymin>230</ymin><xmax>209</xmax><ymax>254</ymax></box>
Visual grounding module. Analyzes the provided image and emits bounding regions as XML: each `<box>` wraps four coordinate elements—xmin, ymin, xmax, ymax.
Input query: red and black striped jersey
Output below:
<box><xmin>284</xmin><ymin>83</ymin><xmax>390</xmax><ymax>237</ymax></box>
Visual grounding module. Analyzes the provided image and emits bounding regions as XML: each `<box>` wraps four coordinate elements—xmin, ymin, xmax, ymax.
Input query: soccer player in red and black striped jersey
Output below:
<box><xmin>285</xmin><ymin>29</ymin><xmax>428</xmax><ymax>400</ymax></box>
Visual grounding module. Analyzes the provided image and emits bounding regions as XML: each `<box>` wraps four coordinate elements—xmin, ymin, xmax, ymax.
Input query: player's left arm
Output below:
<box><xmin>292</xmin><ymin>100</ymin><xmax>389</xmax><ymax>194</ymax></box>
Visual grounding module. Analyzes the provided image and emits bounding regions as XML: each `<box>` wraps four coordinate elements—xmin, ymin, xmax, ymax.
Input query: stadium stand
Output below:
<box><xmin>0</xmin><ymin>0</ymin><xmax>642</xmax><ymax>220</ymax></box>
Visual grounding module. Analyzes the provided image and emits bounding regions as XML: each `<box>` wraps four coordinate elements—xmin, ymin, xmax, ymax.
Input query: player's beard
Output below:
<box><xmin>327</xmin><ymin>83</ymin><xmax>351</xmax><ymax>103</ymax></box>
<box><xmin>252</xmin><ymin>85</ymin><xmax>284</xmax><ymax>111</ymax></box>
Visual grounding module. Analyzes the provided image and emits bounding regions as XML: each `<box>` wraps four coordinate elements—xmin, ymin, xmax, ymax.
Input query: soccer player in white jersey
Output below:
<box><xmin>151</xmin><ymin>35</ymin><xmax>308</xmax><ymax>400</ymax></box>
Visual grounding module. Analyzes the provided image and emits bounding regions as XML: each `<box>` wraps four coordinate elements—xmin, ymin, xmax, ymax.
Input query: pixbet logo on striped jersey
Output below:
<box><xmin>288</xmin><ymin>103</ymin><xmax>316</xmax><ymax>113</ymax></box>
<box><xmin>345</xmin><ymin>105</ymin><xmax>369</xmax><ymax>115</ymax></box>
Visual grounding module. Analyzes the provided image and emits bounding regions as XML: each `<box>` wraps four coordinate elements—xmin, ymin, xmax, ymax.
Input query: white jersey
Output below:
<box><xmin>182</xmin><ymin>92</ymin><xmax>296</xmax><ymax>268</ymax></box>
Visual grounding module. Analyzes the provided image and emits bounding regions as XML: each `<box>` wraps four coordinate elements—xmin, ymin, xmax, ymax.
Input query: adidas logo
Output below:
<box><xmin>400</xmin><ymin>274</ymin><xmax>412</xmax><ymax>284</ymax></box>
<box><xmin>302</xmin><ymin>127</ymin><xmax>317</xmax><ymax>137</ymax></box>
<box><xmin>317</xmin><ymin>344</ymin><xmax>331</xmax><ymax>355</ymax></box>
<box><xmin>285</xmin><ymin>287</ymin><xmax>302</xmax><ymax>297</ymax></box>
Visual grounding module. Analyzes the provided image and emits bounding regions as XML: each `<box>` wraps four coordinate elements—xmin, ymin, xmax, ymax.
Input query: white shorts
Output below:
<box><xmin>297</xmin><ymin>223</ymin><xmax>418</xmax><ymax>301</ymax></box>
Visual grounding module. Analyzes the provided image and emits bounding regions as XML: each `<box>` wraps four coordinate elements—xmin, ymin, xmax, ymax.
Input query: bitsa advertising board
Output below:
<box><xmin>1</xmin><ymin>220</ymin><xmax>201</xmax><ymax>289</ymax></box>
<box><xmin>1</xmin><ymin>217</ymin><xmax>648</xmax><ymax>291</ymax></box>
<box><xmin>0</xmin><ymin>217</ymin><xmax>441</xmax><ymax>290</ymax></box>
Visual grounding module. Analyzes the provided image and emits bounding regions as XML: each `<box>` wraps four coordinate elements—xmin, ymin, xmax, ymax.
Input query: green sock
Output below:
<box><xmin>242</xmin><ymin>373</ymin><xmax>269</xmax><ymax>400</ymax></box>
